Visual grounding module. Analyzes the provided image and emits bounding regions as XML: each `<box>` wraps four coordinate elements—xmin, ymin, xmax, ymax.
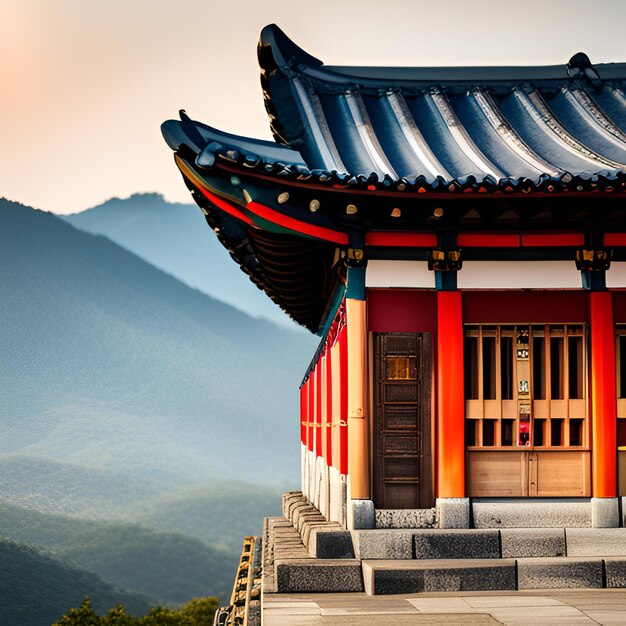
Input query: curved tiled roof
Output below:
<box><xmin>258</xmin><ymin>25</ymin><xmax>626</xmax><ymax>190</ymax></box>
<box><xmin>162</xmin><ymin>26</ymin><xmax>626</xmax><ymax>331</ymax></box>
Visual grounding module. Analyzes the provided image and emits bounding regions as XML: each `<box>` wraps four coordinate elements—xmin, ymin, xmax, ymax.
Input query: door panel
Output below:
<box><xmin>373</xmin><ymin>333</ymin><xmax>432</xmax><ymax>509</ymax></box>
<box><xmin>467</xmin><ymin>450</ymin><xmax>528</xmax><ymax>497</ymax></box>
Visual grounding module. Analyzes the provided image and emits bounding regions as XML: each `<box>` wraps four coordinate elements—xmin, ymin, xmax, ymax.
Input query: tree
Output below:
<box><xmin>54</xmin><ymin>596</ymin><xmax>219</xmax><ymax>625</ymax></box>
<box><xmin>54</xmin><ymin>597</ymin><xmax>101</xmax><ymax>626</ymax></box>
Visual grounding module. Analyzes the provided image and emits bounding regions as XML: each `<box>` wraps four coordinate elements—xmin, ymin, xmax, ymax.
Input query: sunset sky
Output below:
<box><xmin>2</xmin><ymin>0</ymin><xmax>625</xmax><ymax>214</ymax></box>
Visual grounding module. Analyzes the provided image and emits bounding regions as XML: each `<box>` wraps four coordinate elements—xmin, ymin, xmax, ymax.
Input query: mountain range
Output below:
<box><xmin>63</xmin><ymin>193</ymin><xmax>292</xmax><ymax>326</ymax></box>
<box><xmin>0</xmin><ymin>197</ymin><xmax>316</xmax><ymax>485</ymax></box>
<box><xmin>0</xmin><ymin>499</ymin><xmax>236</xmax><ymax>605</ymax></box>
<box><xmin>0</xmin><ymin>194</ymin><xmax>315</xmax><ymax>621</ymax></box>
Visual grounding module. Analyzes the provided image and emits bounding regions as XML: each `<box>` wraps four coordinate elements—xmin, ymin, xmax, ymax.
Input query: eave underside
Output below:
<box><xmin>173</xmin><ymin>146</ymin><xmax>626</xmax><ymax>331</ymax></box>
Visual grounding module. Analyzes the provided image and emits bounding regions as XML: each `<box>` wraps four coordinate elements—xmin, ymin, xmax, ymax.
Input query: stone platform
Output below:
<box><xmin>264</xmin><ymin>493</ymin><xmax>626</xmax><ymax>598</ymax></box>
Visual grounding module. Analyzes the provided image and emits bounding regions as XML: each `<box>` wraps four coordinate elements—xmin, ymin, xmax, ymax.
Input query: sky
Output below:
<box><xmin>1</xmin><ymin>0</ymin><xmax>625</xmax><ymax>215</ymax></box>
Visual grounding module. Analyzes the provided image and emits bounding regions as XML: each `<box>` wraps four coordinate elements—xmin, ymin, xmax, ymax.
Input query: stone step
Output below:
<box><xmin>362</xmin><ymin>559</ymin><xmax>516</xmax><ymax>595</ymax></box>
<box><xmin>500</xmin><ymin>528</ymin><xmax>566</xmax><ymax>558</ymax></box>
<box><xmin>413</xmin><ymin>529</ymin><xmax>500</xmax><ymax>559</ymax></box>
<box><xmin>275</xmin><ymin>558</ymin><xmax>363</xmax><ymax>593</ymax></box>
<box><xmin>472</xmin><ymin>498</ymin><xmax>591</xmax><ymax>528</ymax></box>
<box><xmin>282</xmin><ymin>490</ymin><xmax>354</xmax><ymax>559</ymax></box>
<box><xmin>363</xmin><ymin>556</ymin><xmax>626</xmax><ymax>595</ymax></box>
<box><xmin>354</xmin><ymin>527</ymin><xmax>626</xmax><ymax>560</ymax></box>
<box><xmin>566</xmin><ymin>528</ymin><xmax>626</xmax><ymax>556</ymax></box>
<box><xmin>517</xmin><ymin>557</ymin><xmax>604</xmax><ymax>589</ymax></box>
<box><xmin>352</xmin><ymin>529</ymin><xmax>501</xmax><ymax>560</ymax></box>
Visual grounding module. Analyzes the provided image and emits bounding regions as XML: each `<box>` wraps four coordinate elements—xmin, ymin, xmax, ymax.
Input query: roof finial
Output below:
<box><xmin>567</xmin><ymin>52</ymin><xmax>602</xmax><ymax>88</ymax></box>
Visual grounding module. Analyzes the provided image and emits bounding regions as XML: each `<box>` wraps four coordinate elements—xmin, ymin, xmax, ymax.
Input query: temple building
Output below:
<box><xmin>162</xmin><ymin>24</ymin><xmax>626</xmax><ymax>536</ymax></box>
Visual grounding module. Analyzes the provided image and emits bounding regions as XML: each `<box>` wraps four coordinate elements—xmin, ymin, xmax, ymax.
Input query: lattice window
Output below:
<box><xmin>465</xmin><ymin>324</ymin><xmax>588</xmax><ymax>449</ymax></box>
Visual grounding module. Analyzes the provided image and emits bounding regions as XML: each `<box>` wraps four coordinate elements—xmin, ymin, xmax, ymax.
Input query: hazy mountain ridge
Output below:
<box><xmin>0</xmin><ymin>456</ymin><xmax>180</xmax><ymax>516</ymax></box>
<box><xmin>0</xmin><ymin>198</ymin><xmax>315</xmax><ymax>483</ymax></box>
<box><xmin>62</xmin><ymin>193</ymin><xmax>291</xmax><ymax>326</ymax></box>
<box><xmin>118</xmin><ymin>483</ymin><xmax>283</xmax><ymax>552</ymax></box>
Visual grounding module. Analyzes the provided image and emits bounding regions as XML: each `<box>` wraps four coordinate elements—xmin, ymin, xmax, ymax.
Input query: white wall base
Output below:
<box><xmin>328</xmin><ymin>465</ymin><xmax>347</xmax><ymax>526</ymax></box>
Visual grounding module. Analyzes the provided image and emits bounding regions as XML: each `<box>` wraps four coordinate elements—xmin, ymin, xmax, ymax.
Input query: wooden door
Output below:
<box><xmin>373</xmin><ymin>333</ymin><xmax>432</xmax><ymax>509</ymax></box>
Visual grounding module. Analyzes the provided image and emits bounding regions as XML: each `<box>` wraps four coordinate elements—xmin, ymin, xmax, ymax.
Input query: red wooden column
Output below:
<box><xmin>346</xmin><ymin>297</ymin><xmax>369</xmax><ymax>498</ymax></box>
<box><xmin>339</xmin><ymin>323</ymin><xmax>349</xmax><ymax>476</ymax></box>
<box><xmin>308</xmin><ymin>370</ymin><xmax>315</xmax><ymax>454</ymax></box>
<box><xmin>346</xmin><ymin>267</ymin><xmax>369</xmax><ymax>499</ymax></box>
<box><xmin>590</xmin><ymin>291</ymin><xmax>617</xmax><ymax>497</ymax></box>
<box><xmin>326</xmin><ymin>345</ymin><xmax>333</xmax><ymax>468</ymax></box>
<box><xmin>300</xmin><ymin>381</ymin><xmax>308</xmax><ymax>449</ymax></box>
<box><xmin>437</xmin><ymin>291</ymin><xmax>465</xmax><ymax>497</ymax></box>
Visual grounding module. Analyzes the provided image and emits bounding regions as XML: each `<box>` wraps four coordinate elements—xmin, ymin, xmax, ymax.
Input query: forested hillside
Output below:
<box><xmin>0</xmin><ymin>539</ymin><xmax>154</xmax><ymax>626</ymax></box>
<box><xmin>0</xmin><ymin>500</ymin><xmax>236</xmax><ymax>604</ymax></box>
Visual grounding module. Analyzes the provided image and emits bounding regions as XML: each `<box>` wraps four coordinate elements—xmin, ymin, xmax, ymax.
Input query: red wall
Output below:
<box><xmin>463</xmin><ymin>291</ymin><xmax>588</xmax><ymax>323</ymax></box>
<box><xmin>368</xmin><ymin>288</ymin><xmax>626</xmax><ymax>325</ymax></box>
<box><xmin>367</xmin><ymin>289</ymin><xmax>437</xmax><ymax>333</ymax></box>
<box><xmin>614</xmin><ymin>291</ymin><xmax>626</xmax><ymax>323</ymax></box>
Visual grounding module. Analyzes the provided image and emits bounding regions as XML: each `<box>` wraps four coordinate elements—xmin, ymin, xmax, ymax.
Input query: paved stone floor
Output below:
<box><xmin>263</xmin><ymin>589</ymin><xmax>626</xmax><ymax>624</ymax></box>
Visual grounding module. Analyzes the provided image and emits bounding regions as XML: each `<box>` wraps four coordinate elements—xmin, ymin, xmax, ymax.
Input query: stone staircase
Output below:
<box><xmin>263</xmin><ymin>492</ymin><xmax>626</xmax><ymax>596</ymax></box>
<box><xmin>356</xmin><ymin>527</ymin><xmax>626</xmax><ymax>594</ymax></box>
<box><xmin>263</xmin><ymin>494</ymin><xmax>362</xmax><ymax>593</ymax></box>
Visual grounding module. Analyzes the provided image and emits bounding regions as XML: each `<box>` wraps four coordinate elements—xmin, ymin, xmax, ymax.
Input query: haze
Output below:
<box><xmin>2</xmin><ymin>0</ymin><xmax>625</xmax><ymax>214</ymax></box>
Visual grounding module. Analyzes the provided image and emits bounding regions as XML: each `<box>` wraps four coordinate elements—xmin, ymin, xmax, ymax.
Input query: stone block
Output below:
<box><xmin>376</xmin><ymin>508</ymin><xmax>437</xmax><ymax>529</ymax></box>
<box><xmin>352</xmin><ymin>499</ymin><xmax>375</xmax><ymax>530</ymax></box>
<box><xmin>351</xmin><ymin>529</ymin><xmax>414</xmax><ymax>559</ymax></box>
<box><xmin>287</xmin><ymin>494</ymin><xmax>309</xmax><ymax>516</ymax></box>
<box><xmin>436</xmin><ymin>498</ymin><xmax>470</xmax><ymax>529</ymax></box>
<box><xmin>275</xmin><ymin>559</ymin><xmax>363</xmax><ymax>592</ymax></box>
<box><xmin>500</xmin><ymin>528</ymin><xmax>566</xmax><ymax>558</ymax></box>
<box><xmin>517</xmin><ymin>557</ymin><xmax>604</xmax><ymax>589</ymax></box>
<box><xmin>413</xmin><ymin>530</ymin><xmax>500</xmax><ymax>559</ymax></box>
<box><xmin>282</xmin><ymin>491</ymin><xmax>303</xmax><ymax>518</ymax></box>
<box><xmin>472</xmin><ymin>499</ymin><xmax>591</xmax><ymax>528</ymax></box>
<box><xmin>605</xmin><ymin>558</ymin><xmax>626</xmax><ymax>587</ymax></box>
<box><xmin>566</xmin><ymin>528</ymin><xmax>626</xmax><ymax>556</ymax></box>
<box><xmin>362</xmin><ymin>559</ymin><xmax>516</xmax><ymax>595</ymax></box>
<box><xmin>309</xmin><ymin>528</ymin><xmax>355</xmax><ymax>559</ymax></box>
<box><xmin>294</xmin><ymin>510</ymin><xmax>325</xmax><ymax>533</ymax></box>
<box><xmin>591</xmin><ymin>497</ymin><xmax>619</xmax><ymax>528</ymax></box>
<box><xmin>301</xmin><ymin>520</ymin><xmax>330</xmax><ymax>548</ymax></box>
<box><xmin>288</xmin><ymin>499</ymin><xmax>312</xmax><ymax>526</ymax></box>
